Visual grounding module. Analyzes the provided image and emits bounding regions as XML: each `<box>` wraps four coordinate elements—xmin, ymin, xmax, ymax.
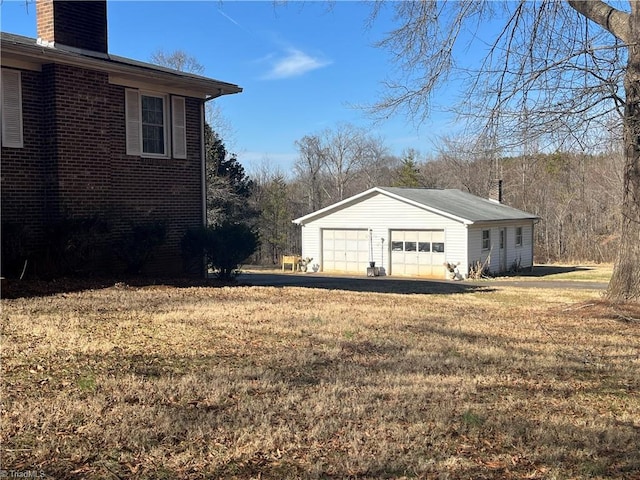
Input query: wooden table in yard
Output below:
<box><xmin>282</xmin><ymin>255</ymin><xmax>301</xmax><ymax>272</ymax></box>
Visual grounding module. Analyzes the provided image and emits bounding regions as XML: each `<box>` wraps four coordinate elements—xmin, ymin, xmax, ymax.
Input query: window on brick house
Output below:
<box><xmin>1</xmin><ymin>69</ymin><xmax>24</xmax><ymax>148</ymax></box>
<box><xmin>125</xmin><ymin>89</ymin><xmax>186</xmax><ymax>159</ymax></box>
<box><xmin>141</xmin><ymin>94</ymin><xmax>165</xmax><ymax>154</ymax></box>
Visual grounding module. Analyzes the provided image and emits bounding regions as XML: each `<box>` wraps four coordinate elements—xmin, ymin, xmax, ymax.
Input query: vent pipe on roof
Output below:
<box><xmin>489</xmin><ymin>179</ymin><xmax>503</xmax><ymax>204</ymax></box>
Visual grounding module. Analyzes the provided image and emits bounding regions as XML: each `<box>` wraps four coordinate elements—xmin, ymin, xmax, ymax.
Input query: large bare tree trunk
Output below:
<box><xmin>607</xmin><ymin>5</ymin><xmax>640</xmax><ymax>301</ymax></box>
<box><xmin>567</xmin><ymin>0</ymin><xmax>640</xmax><ymax>301</ymax></box>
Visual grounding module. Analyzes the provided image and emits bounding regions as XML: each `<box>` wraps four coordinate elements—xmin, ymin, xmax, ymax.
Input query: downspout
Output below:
<box><xmin>198</xmin><ymin>101</ymin><xmax>208</xmax><ymax>279</ymax></box>
<box><xmin>200</xmin><ymin>101</ymin><xmax>207</xmax><ymax>227</ymax></box>
<box><xmin>201</xmin><ymin>90</ymin><xmax>226</xmax><ymax>226</ymax></box>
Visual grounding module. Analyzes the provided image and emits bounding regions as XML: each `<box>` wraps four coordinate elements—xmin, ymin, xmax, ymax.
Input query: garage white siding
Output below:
<box><xmin>512</xmin><ymin>223</ymin><xmax>534</xmax><ymax>270</ymax></box>
<box><xmin>468</xmin><ymin>223</ymin><xmax>534</xmax><ymax>275</ymax></box>
<box><xmin>300</xmin><ymin>223</ymin><xmax>321</xmax><ymax>271</ymax></box>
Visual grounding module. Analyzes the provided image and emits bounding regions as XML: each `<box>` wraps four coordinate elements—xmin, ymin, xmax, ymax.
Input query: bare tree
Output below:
<box><xmin>314</xmin><ymin>124</ymin><xmax>393</xmax><ymax>201</ymax></box>
<box><xmin>431</xmin><ymin>134</ymin><xmax>497</xmax><ymax>197</ymax></box>
<box><xmin>321</xmin><ymin>123</ymin><xmax>366</xmax><ymax>201</ymax></box>
<box><xmin>149</xmin><ymin>49</ymin><xmax>236</xmax><ymax>144</ymax></box>
<box><xmin>370</xmin><ymin>1</ymin><xmax>640</xmax><ymax>302</ymax></box>
<box><xmin>294</xmin><ymin>135</ymin><xmax>327</xmax><ymax>212</ymax></box>
<box><xmin>150</xmin><ymin>49</ymin><xmax>205</xmax><ymax>75</ymax></box>
<box><xmin>352</xmin><ymin>134</ymin><xmax>393</xmax><ymax>190</ymax></box>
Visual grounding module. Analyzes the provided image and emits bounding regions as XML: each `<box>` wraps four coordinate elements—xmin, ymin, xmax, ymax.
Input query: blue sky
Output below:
<box><xmin>1</xmin><ymin>1</ymin><xmax>464</xmax><ymax>174</ymax></box>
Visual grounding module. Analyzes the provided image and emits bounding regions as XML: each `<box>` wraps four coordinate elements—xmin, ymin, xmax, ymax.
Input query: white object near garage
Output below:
<box><xmin>292</xmin><ymin>187</ymin><xmax>538</xmax><ymax>279</ymax></box>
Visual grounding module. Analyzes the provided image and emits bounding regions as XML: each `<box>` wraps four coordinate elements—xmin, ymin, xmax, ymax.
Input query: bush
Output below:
<box><xmin>1</xmin><ymin>223</ymin><xmax>32</xmax><ymax>279</ymax></box>
<box><xmin>45</xmin><ymin>216</ymin><xmax>110</xmax><ymax>277</ymax></box>
<box><xmin>182</xmin><ymin>223</ymin><xmax>259</xmax><ymax>280</ymax></box>
<box><xmin>468</xmin><ymin>260</ymin><xmax>491</xmax><ymax>280</ymax></box>
<box><xmin>115</xmin><ymin>222</ymin><xmax>166</xmax><ymax>275</ymax></box>
<box><xmin>181</xmin><ymin>226</ymin><xmax>210</xmax><ymax>276</ymax></box>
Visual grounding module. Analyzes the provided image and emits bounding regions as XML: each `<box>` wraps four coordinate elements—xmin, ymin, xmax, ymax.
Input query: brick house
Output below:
<box><xmin>1</xmin><ymin>1</ymin><xmax>242</xmax><ymax>277</ymax></box>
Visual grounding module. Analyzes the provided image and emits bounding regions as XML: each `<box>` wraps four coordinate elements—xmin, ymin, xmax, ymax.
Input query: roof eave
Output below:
<box><xmin>1</xmin><ymin>37</ymin><xmax>242</xmax><ymax>98</ymax></box>
<box><xmin>292</xmin><ymin>187</ymin><xmax>474</xmax><ymax>225</ymax></box>
<box><xmin>292</xmin><ymin>188</ymin><xmax>382</xmax><ymax>225</ymax></box>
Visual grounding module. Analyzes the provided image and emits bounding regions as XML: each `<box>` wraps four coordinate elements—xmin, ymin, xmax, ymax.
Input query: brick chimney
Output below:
<box><xmin>36</xmin><ymin>0</ymin><xmax>108</xmax><ymax>54</ymax></box>
<box><xmin>489</xmin><ymin>179</ymin><xmax>503</xmax><ymax>204</ymax></box>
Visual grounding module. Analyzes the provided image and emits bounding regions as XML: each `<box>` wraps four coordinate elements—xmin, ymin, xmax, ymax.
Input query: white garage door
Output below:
<box><xmin>391</xmin><ymin>230</ymin><xmax>446</xmax><ymax>277</ymax></box>
<box><xmin>322</xmin><ymin>229</ymin><xmax>370</xmax><ymax>273</ymax></box>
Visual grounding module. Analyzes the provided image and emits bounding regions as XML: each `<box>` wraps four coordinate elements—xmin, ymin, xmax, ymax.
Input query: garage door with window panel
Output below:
<box><xmin>322</xmin><ymin>229</ymin><xmax>370</xmax><ymax>273</ymax></box>
<box><xmin>391</xmin><ymin>230</ymin><xmax>445</xmax><ymax>276</ymax></box>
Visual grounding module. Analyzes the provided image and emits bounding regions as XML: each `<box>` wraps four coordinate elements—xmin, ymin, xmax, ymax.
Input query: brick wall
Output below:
<box><xmin>1</xmin><ymin>69</ymin><xmax>48</xmax><ymax>251</ymax></box>
<box><xmin>109</xmin><ymin>89</ymin><xmax>205</xmax><ymax>275</ymax></box>
<box><xmin>1</xmin><ymin>63</ymin><xmax>206</xmax><ymax>277</ymax></box>
<box><xmin>47</xmin><ymin>64</ymin><xmax>112</xmax><ymax>216</ymax></box>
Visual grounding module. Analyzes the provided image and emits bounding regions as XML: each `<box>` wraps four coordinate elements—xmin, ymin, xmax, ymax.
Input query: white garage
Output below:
<box><xmin>293</xmin><ymin>187</ymin><xmax>538</xmax><ymax>279</ymax></box>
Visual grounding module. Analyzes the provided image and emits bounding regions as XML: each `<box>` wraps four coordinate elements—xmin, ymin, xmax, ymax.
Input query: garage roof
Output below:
<box><xmin>293</xmin><ymin>187</ymin><xmax>538</xmax><ymax>225</ymax></box>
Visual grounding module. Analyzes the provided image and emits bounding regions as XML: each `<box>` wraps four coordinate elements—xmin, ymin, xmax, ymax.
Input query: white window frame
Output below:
<box><xmin>125</xmin><ymin>89</ymin><xmax>187</xmax><ymax>159</ymax></box>
<box><xmin>482</xmin><ymin>229</ymin><xmax>491</xmax><ymax>251</ymax></box>
<box><xmin>140</xmin><ymin>92</ymin><xmax>168</xmax><ymax>156</ymax></box>
<box><xmin>1</xmin><ymin>68</ymin><xmax>24</xmax><ymax>148</ymax></box>
<box><xmin>515</xmin><ymin>226</ymin><xmax>523</xmax><ymax>247</ymax></box>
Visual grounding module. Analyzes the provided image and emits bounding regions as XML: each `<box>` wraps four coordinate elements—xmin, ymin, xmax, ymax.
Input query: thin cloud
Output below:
<box><xmin>217</xmin><ymin>9</ymin><xmax>240</xmax><ymax>27</ymax></box>
<box><xmin>263</xmin><ymin>48</ymin><xmax>331</xmax><ymax>80</ymax></box>
<box><xmin>217</xmin><ymin>8</ymin><xmax>253</xmax><ymax>35</ymax></box>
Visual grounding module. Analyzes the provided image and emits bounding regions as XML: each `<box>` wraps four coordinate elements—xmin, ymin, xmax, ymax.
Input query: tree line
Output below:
<box><xmin>216</xmin><ymin>122</ymin><xmax>624</xmax><ymax>267</ymax></box>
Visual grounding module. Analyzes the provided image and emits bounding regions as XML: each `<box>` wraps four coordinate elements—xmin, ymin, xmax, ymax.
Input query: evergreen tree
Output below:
<box><xmin>393</xmin><ymin>150</ymin><xmax>422</xmax><ymax>187</ymax></box>
<box><xmin>258</xmin><ymin>175</ymin><xmax>291</xmax><ymax>264</ymax></box>
<box><xmin>204</xmin><ymin>124</ymin><xmax>257</xmax><ymax>226</ymax></box>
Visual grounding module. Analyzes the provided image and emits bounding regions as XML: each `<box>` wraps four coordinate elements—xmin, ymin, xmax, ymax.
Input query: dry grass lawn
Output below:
<box><xmin>1</xmin><ymin>278</ymin><xmax>639</xmax><ymax>479</ymax></box>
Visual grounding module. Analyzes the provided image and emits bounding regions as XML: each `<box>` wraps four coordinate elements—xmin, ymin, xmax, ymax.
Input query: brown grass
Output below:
<box><xmin>1</xmin><ymin>281</ymin><xmax>639</xmax><ymax>479</ymax></box>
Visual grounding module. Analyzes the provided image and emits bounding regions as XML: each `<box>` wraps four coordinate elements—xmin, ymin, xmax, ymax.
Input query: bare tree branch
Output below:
<box><xmin>568</xmin><ymin>0</ymin><xmax>632</xmax><ymax>43</ymax></box>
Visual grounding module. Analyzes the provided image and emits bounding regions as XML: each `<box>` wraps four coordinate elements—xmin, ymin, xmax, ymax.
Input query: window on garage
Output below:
<box><xmin>482</xmin><ymin>230</ymin><xmax>491</xmax><ymax>250</ymax></box>
<box><xmin>515</xmin><ymin>227</ymin><xmax>523</xmax><ymax>247</ymax></box>
<box><xmin>392</xmin><ymin>239</ymin><xmax>445</xmax><ymax>253</ymax></box>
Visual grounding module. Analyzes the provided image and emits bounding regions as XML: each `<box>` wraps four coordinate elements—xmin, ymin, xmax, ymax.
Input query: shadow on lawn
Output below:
<box><xmin>239</xmin><ymin>272</ymin><xmax>495</xmax><ymax>295</ymax></box>
<box><xmin>0</xmin><ymin>276</ymin><xmax>230</xmax><ymax>299</ymax></box>
<box><xmin>513</xmin><ymin>265</ymin><xmax>593</xmax><ymax>277</ymax></box>
<box><xmin>1</xmin><ymin>274</ymin><xmax>493</xmax><ymax>299</ymax></box>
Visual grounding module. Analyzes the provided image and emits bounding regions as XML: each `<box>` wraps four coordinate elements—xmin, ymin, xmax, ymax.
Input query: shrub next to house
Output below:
<box><xmin>182</xmin><ymin>223</ymin><xmax>259</xmax><ymax>280</ymax></box>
